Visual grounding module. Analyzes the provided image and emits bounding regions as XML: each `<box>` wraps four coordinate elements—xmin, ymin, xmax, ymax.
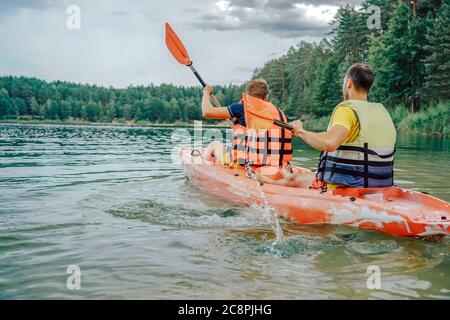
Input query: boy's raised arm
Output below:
<box><xmin>202</xmin><ymin>85</ymin><xmax>232</xmax><ymax>119</ymax></box>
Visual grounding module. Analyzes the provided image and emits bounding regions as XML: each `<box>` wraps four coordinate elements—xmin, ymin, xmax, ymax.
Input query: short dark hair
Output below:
<box><xmin>346</xmin><ymin>63</ymin><xmax>374</xmax><ymax>92</ymax></box>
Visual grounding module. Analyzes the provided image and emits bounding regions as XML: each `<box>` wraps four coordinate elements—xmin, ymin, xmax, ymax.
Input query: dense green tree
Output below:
<box><xmin>70</xmin><ymin>100</ymin><xmax>83</xmax><ymax>118</ymax></box>
<box><xmin>361</xmin><ymin>0</ymin><xmax>399</xmax><ymax>32</ymax></box>
<box><xmin>85</xmin><ymin>101</ymin><xmax>100</xmax><ymax>122</ymax></box>
<box><xmin>422</xmin><ymin>0</ymin><xmax>450</xmax><ymax>101</ymax></box>
<box><xmin>102</xmin><ymin>102</ymin><xmax>115</xmax><ymax>123</ymax></box>
<box><xmin>13</xmin><ymin>97</ymin><xmax>27</xmax><ymax>115</ymax></box>
<box><xmin>58</xmin><ymin>100</ymin><xmax>71</xmax><ymax>121</ymax></box>
<box><xmin>315</xmin><ymin>58</ymin><xmax>342</xmax><ymax>117</ymax></box>
<box><xmin>331</xmin><ymin>5</ymin><xmax>369</xmax><ymax>63</ymax></box>
<box><xmin>148</xmin><ymin>98</ymin><xmax>164</xmax><ymax>122</ymax></box>
<box><xmin>0</xmin><ymin>88</ymin><xmax>16</xmax><ymax>118</ymax></box>
<box><xmin>29</xmin><ymin>97</ymin><xmax>40</xmax><ymax>115</ymax></box>
<box><xmin>44</xmin><ymin>99</ymin><xmax>59</xmax><ymax>120</ymax></box>
<box><xmin>368</xmin><ymin>1</ymin><xmax>427</xmax><ymax>112</ymax></box>
<box><xmin>135</xmin><ymin>101</ymin><xmax>149</xmax><ymax>121</ymax></box>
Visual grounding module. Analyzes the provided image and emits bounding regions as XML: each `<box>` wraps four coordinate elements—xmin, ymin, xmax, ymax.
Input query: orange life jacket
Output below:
<box><xmin>227</xmin><ymin>122</ymin><xmax>247</xmax><ymax>166</ymax></box>
<box><xmin>226</xmin><ymin>95</ymin><xmax>293</xmax><ymax>168</ymax></box>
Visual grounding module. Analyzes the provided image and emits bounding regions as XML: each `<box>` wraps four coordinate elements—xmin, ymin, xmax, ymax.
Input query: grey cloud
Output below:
<box><xmin>193</xmin><ymin>0</ymin><xmax>363</xmax><ymax>37</ymax></box>
<box><xmin>236</xmin><ymin>66</ymin><xmax>257</xmax><ymax>73</ymax></box>
<box><xmin>232</xmin><ymin>0</ymin><xmax>361</xmax><ymax>7</ymax></box>
<box><xmin>295</xmin><ymin>0</ymin><xmax>361</xmax><ymax>4</ymax></box>
<box><xmin>267</xmin><ymin>1</ymin><xmax>298</xmax><ymax>10</ymax></box>
<box><xmin>112</xmin><ymin>11</ymin><xmax>128</xmax><ymax>15</ymax></box>
<box><xmin>0</xmin><ymin>0</ymin><xmax>62</xmax><ymax>12</ymax></box>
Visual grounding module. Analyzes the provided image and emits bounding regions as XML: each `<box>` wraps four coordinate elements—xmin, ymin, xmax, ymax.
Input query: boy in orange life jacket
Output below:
<box><xmin>202</xmin><ymin>79</ymin><xmax>279</xmax><ymax>164</ymax></box>
<box><xmin>202</xmin><ymin>79</ymin><xmax>292</xmax><ymax>171</ymax></box>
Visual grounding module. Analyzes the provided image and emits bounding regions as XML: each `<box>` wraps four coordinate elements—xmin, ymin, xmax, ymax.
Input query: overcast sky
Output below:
<box><xmin>0</xmin><ymin>0</ymin><xmax>361</xmax><ymax>88</ymax></box>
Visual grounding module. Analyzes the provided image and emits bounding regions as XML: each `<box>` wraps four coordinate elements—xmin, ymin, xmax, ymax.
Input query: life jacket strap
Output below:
<box><xmin>336</xmin><ymin>145</ymin><xmax>396</xmax><ymax>159</ymax></box>
<box><xmin>320</xmin><ymin>154</ymin><xmax>394</xmax><ymax>167</ymax></box>
<box><xmin>275</xmin><ymin>107</ymin><xmax>287</xmax><ymax>166</ymax></box>
<box><xmin>247</xmin><ymin>136</ymin><xmax>292</xmax><ymax>143</ymax></box>
<box><xmin>363</xmin><ymin>143</ymin><xmax>369</xmax><ymax>188</ymax></box>
<box><xmin>316</xmin><ymin>167</ymin><xmax>393</xmax><ymax>181</ymax></box>
<box><xmin>233</xmin><ymin>142</ymin><xmax>293</xmax><ymax>155</ymax></box>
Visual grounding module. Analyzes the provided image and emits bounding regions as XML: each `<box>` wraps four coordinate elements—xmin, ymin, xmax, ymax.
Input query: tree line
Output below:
<box><xmin>0</xmin><ymin>76</ymin><xmax>243</xmax><ymax>123</ymax></box>
<box><xmin>0</xmin><ymin>0</ymin><xmax>448</xmax><ymax>129</ymax></box>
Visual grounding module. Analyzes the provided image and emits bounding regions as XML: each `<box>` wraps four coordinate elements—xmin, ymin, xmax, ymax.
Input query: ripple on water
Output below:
<box><xmin>107</xmin><ymin>199</ymin><xmax>272</xmax><ymax>230</ymax></box>
<box><xmin>79</xmin><ymin>170</ymin><xmax>274</xmax><ymax>231</ymax></box>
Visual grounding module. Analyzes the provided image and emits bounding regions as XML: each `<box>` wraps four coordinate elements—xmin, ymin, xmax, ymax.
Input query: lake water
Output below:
<box><xmin>0</xmin><ymin>123</ymin><xmax>449</xmax><ymax>299</ymax></box>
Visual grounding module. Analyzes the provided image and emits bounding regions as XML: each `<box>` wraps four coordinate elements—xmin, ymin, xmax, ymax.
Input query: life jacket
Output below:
<box><xmin>227</xmin><ymin>122</ymin><xmax>247</xmax><ymax>166</ymax></box>
<box><xmin>316</xmin><ymin>100</ymin><xmax>396</xmax><ymax>188</ymax></box>
<box><xmin>226</xmin><ymin>95</ymin><xmax>293</xmax><ymax>168</ymax></box>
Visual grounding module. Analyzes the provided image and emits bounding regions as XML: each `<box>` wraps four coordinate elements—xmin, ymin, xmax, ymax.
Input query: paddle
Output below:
<box><xmin>165</xmin><ymin>22</ymin><xmax>224</xmax><ymax>112</ymax></box>
<box><xmin>243</xmin><ymin>94</ymin><xmax>294</xmax><ymax>131</ymax></box>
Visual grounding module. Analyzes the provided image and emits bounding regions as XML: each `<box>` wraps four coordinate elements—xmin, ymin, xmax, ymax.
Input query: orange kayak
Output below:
<box><xmin>179</xmin><ymin>148</ymin><xmax>450</xmax><ymax>240</ymax></box>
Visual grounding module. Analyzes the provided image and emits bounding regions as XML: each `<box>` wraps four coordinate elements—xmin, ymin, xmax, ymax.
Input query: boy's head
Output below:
<box><xmin>246</xmin><ymin>79</ymin><xmax>269</xmax><ymax>101</ymax></box>
<box><xmin>343</xmin><ymin>63</ymin><xmax>374</xmax><ymax>100</ymax></box>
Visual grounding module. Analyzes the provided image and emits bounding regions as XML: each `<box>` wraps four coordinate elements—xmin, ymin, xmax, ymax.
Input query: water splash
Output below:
<box><xmin>245</xmin><ymin>164</ymin><xmax>284</xmax><ymax>243</ymax></box>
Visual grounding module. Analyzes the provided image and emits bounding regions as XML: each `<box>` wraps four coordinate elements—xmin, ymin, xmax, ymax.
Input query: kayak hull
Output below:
<box><xmin>179</xmin><ymin>148</ymin><xmax>450</xmax><ymax>239</ymax></box>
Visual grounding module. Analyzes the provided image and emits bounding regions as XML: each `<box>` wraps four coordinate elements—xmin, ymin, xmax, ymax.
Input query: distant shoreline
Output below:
<box><xmin>1</xmin><ymin>117</ymin><xmax>448</xmax><ymax>138</ymax></box>
<box><xmin>0</xmin><ymin>119</ymin><xmax>229</xmax><ymax>128</ymax></box>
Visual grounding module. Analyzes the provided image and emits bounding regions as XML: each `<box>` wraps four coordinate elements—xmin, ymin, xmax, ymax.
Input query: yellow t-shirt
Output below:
<box><xmin>326</xmin><ymin>103</ymin><xmax>360</xmax><ymax>190</ymax></box>
<box><xmin>329</xmin><ymin>104</ymin><xmax>360</xmax><ymax>143</ymax></box>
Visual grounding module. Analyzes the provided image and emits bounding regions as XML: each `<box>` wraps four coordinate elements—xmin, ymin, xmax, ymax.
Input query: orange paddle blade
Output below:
<box><xmin>165</xmin><ymin>22</ymin><xmax>192</xmax><ymax>65</ymax></box>
<box><xmin>243</xmin><ymin>94</ymin><xmax>275</xmax><ymax>130</ymax></box>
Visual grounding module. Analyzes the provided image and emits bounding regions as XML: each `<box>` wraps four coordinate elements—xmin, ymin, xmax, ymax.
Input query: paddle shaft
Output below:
<box><xmin>189</xmin><ymin>64</ymin><xmax>206</xmax><ymax>87</ymax></box>
<box><xmin>188</xmin><ymin>64</ymin><xmax>222</xmax><ymax>106</ymax></box>
<box><xmin>188</xmin><ymin>64</ymin><xmax>233</xmax><ymax>128</ymax></box>
<box><xmin>274</xmin><ymin>119</ymin><xmax>294</xmax><ymax>131</ymax></box>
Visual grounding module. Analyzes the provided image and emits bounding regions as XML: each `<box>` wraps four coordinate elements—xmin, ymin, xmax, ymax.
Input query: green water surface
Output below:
<box><xmin>0</xmin><ymin>124</ymin><xmax>449</xmax><ymax>299</ymax></box>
